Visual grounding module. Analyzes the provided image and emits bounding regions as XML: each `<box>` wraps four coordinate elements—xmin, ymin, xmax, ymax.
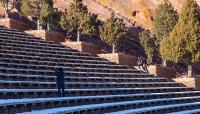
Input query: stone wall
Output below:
<box><xmin>148</xmin><ymin>65</ymin><xmax>177</xmax><ymax>78</ymax></box>
<box><xmin>25</xmin><ymin>30</ymin><xmax>65</xmax><ymax>42</ymax></box>
<box><xmin>98</xmin><ymin>53</ymin><xmax>137</xmax><ymax>67</ymax></box>
<box><xmin>172</xmin><ymin>76</ymin><xmax>200</xmax><ymax>90</ymax></box>
<box><xmin>0</xmin><ymin>18</ymin><xmax>33</xmax><ymax>31</ymax></box>
<box><xmin>63</xmin><ymin>41</ymin><xmax>102</xmax><ymax>54</ymax></box>
<box><xmin>195</xmin><ymin>76</ymin><xmax>200</xmax><ymax>90</ymax></box>
<box><xmin>173</xmin><ymin>77</ymin><xmax>195</xmax><ymax>89</ymax></box>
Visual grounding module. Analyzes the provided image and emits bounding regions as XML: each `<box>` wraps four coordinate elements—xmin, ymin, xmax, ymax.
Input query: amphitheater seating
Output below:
<box><xmin>0</xmin><ymin>25</ymin><xmax>200</xmax><ymax>114</ymax></box>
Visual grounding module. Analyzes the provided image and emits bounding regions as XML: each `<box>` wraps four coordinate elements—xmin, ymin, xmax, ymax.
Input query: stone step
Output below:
<box><xmin>0</xmin><ymin>54</ymin><xmax>114</xmax><ymax>66</ymax></box>
<box><xmin>0</xmin><ymin>56</ymin><xmax>129</xmax><ymax>69</ymax></box>
<box><xmin>0</xmin><ymin>73</ymin><xmax>168</xmax><ymax>83</ymax></box>
<box><xmin>0</xmin><ymin>80</ymin><xmax>183</xmax><ymax>89</ymax></box>
<box><xmin>0</xmin><ymin>34</ymin><xmax>68</xmax><ymax>48</ymax></box>
<box><xmin>106</xmin><ymin>102</ymin><xmax>200</xmax><ymax>114</ymax></box>
<box><xmin>0</xmin><ymin>26</ymin><xmax>19</xmax><ymax>31</ymax></box>
<box><xmin>0</xmin><ymin>31</ymin><xmax>56</xmax><ymax>44</ymax></box>
<box><xmin>0</xmin><ymin>67</ymin><xmax>151</xmax><ymax>78</ymax></box>
<box><xmin>0</xmin><ymin>62</ymin><xmax>139</xmax><ymax>74</ymax></box>
<box><xmin>168</xmin><ymin>108</ymin><xmax>200</xmax><ymax>114</ymax></box>
<box><xmin>4</xmin><ymin>96</ymin><xmax>200</xmax><ymax>114</ymax></box>
<box><xmin>0</xmin><ymin>44</ymin><xmax>95</xmax><ymax>57</ymax></box>
<box><xmin>0</xmin><ymin>38</ymin><xmax>76</xmax><ymax>51</ymax></box>
<box><xmin>0</xmin><ymin>88</ymin><xmax>194</xmax><ymax>99</ymax></box>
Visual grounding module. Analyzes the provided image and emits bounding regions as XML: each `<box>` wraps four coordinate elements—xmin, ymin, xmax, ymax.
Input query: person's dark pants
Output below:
<box><xmin>58</xmin><ymin>85</ymin><xmax>65</xmax><ymax>97</ymax></box>
<box><xmin>142</xmin><ymin>64</ymin><xmax>149</xmax><ymax>73</ymax></box>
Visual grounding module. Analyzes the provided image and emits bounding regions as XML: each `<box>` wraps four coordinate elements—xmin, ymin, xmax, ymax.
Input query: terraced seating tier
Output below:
<box><xmin>0</xmin><ymin>26</ymin><xmax>199</xmax><ymax>114</ymax></box>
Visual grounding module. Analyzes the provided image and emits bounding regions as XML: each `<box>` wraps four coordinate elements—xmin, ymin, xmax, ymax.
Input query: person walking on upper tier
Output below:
<box><xmin>138</xmin><ymin>56</ymin><xmax>143</xmax><ymax>70</ymax></box>
<box><xmin>55</xmin><ymin>68</ymin><xmax>65</xmax><ymax>97</ymax></box>
<box><xmin>138</xmin><ymin>56</ymin><xmax>149</xmax><ymax>74</ymax></box>
<box><xmin>142</xmin><ymin>56</ymin><xmax>149</xmax><ymax>74</ymax></box>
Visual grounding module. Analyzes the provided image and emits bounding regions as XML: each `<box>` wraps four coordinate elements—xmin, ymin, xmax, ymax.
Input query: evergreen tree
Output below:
<box><xmin>48</xmin><ymin>8</ymin><xmax>62</xmax><ymax>31</ymax></box>
<box><xmin>153</xmin><ymin>0</ymin><xmax>178</xmax><ymax>66</ymax></box>
<box><xmin>20</xmin><ymin>0</ymin><xmax>53</xmax><ymax>30</ymax></box>
<box><xmin>153</xmin><ymin>0</ymin><xmax>178</xmax><ymax>42</ymax></box>
<box><xmin>60</xmin><ymin>0</ymin><xmax>99</xmax><ymax>41</ymax></box>
<box><xmin>160</xmin><ymin>0</ymin><xmax>200</xmax><ymax>77</ymax></box>
<box><xmin>60</xmin><ymin>12</ymin><xmax>67</xmax><ymax>31</ymax></box>
<box><xmin>100</xmin><ymin>14</ymin><xmax>127</xmax><ymax>53</ymax></box>
<box><xmin>139</xmin><ymin>30</ymin><xmax>156</xmax><ymax>64</ymax></box>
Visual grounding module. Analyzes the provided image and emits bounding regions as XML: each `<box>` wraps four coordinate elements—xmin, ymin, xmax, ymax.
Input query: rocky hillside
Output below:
<box><xmin>54</xmin><ymin>0</ymin><xmax>200</xmax><ymax>29</ymax></box>
<box><xmin>96</xmin><ymin>0</ymin><xmax>200</xmax><ymax>29</ymax></box>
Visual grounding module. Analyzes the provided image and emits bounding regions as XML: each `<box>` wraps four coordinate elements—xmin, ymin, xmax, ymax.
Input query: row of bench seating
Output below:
<box><xmin>1</xmin><ymin>26</ymin><xmax>199</xmax><ymax>114</ymax></box>
<box><xmin>0</xmin><ymin>80</ymin><xmax>181</xmax><ymax>89</ymax></box>
<box><xmin>0</xmin><ymin>61</ymin><xmax>139</xmax><ymax>73</ymax></box>
<box><xmin>12</xmin><ymin>96</ymin><xmax>200</xmax><ymax>114</ymax></box>
<box><xmin>0</xmin><ymin>73</ymin><xmax>167</xmax><ymax>82</ymax></box>
<box><xmin>0</xmin><ymin>67</ymin><xmax>150</xmax><ymax>78</ymax></box>
<box><xmin>0</xmin><ymin>87</ymin><xmax>194</xmax><ymax>99</ymax></box>
<box><xmin>2</xmin><ymin>95</ymin><xmax>200</xmax><ymax>113</ymax></box>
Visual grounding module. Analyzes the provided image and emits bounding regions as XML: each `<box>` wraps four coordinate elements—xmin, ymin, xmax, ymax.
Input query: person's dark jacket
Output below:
<box><xmin>55</xmin><ymin>69</ymin><xmax>65</xmax><ymax>86</ymax></box>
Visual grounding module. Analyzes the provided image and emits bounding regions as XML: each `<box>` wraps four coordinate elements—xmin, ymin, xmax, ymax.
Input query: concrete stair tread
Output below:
<box><xmin>0</xmin><ymin>80</ymin><xmax>178</xmax><ymax>84</ymax></box>
<box><xmin>0</xmin><ymin>67</ymin><xmax>148</xmax><ymax>76</ymax></box>
<box><xmin>15</xmin><ymin>96</ymin><xmax>200</xmax><ymax>114</ymax></box>
<box><xmin>168</xmin><ymin>108</ymin><xmax>200</xmax><ymax>114</ymax></box>
<box><xmin>107</xmin><ymin>102</ymin><xmax>200</xmax><ymax>114</ymax></box>
<box><xmin>0</xmin><ymin>73</ymin><xmax>166</xmax><ymax>80</ymax></box>
<box><xmin>0</xmin><ymin>62</ymin><xmax>137</xmax><ymax>72</ymax></box>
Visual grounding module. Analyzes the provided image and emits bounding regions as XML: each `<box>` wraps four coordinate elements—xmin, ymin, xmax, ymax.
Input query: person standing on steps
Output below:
<box><xmin>55</xmin><ymin>68</ymin><xmax>65</xmax><ymax>97</ymax></box>
<box><xmin>137</xmin><ymin>56</ymin><xmax>143</xmax><ymax>70</ymax></box>
<box><xmin>138</xmin><ymin>56</ymin><xmax>149</xmax><ymax>74</ymax></box>
<box><xmin>142</xmin><ymin>56</ymin><xmax>149</xmax><ymax>74</ymax></box>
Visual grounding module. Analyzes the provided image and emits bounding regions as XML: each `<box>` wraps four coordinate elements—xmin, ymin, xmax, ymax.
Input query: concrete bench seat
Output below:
<box><xmin>0</xmin><ymin>73</ymin><xmax>168</xmax><ymax>82</ymax></box>
<box><xmin>0</xmin><ymin>39</ymin><xmax>76</xmax><ymax>51</ymax></box>
<box><xmin>0</xmin><ymin>44</ymin><xmax>94</xmax><ymax>57</ymax></box>
<box><xmin>0</xmin><ymin>33</ymin><xmax>55</xmax><ymax>43</ymax></box>
<box><xmin>0</xmin><ymin>48</ymin><xmax>106</xmax><ymax>63</ymax></box>
<box><xmin>0</xmin><ymin>87</ymin><xmax>193</xmax><ymax>99</ymax></box>
<box><xmin>0</xmin><ymin>32</ymin><xmax>55</xmax><ymax>42</ymax></box>
<box><xmin>0</xmin><ymin>63</ymin><xmax>142</xmax><ymax>75</ymax></box>
<box><xmin>0</xmin><ymin>36</ymin><xmax>65</xmax><ymax>49</ymax></box>
<box><xmin>0</xmin><ymin>54</ymin><xmax>112</xmax><ymax>65</ymax></box>
<box><xmin>0</xmin><ymin>88</ymin><xmax>198</xmax><ymax>99</ymax></box>
<box><xmin>0</xmin><ymin>62</ymin><xmax>139</xmax><ymax>74</ymax></box>
<box><xmin>0</xmin><ymin>29</ymin><xmax>33</xmax><ymax>36</ymax></box>
<box><xmin>0</xmin><ymin>67</ymin><xmax>151</xmax><ymax>78</ymax></box>
<box><xmin>0</xmin><ymin>26</ymin><xmax>19</xmax><ymax>31</ymax></box>
<box><xmin>0</xmin><ymin>52</ymin><xmax>112</xmax><ymax>65</ymax></box>
<box><xmin>0</xmin><ymin>80</ymin><xmax>182</xmax><ymax>89</ymax></box>
<box><xmin>15</xmin><ymin>96</ymin><xmax>200</xmax><ymax>114</ymax></box>
<box><xmin>0</xmin><ymin>55</ymin><xmax>129</xmax><ymax>69</ymax></box>
<box><xmin>168</xmin><ymin>108</ymin><xmax>200</xmax><ymax>114</ymax></box>
<box><xmin>0</xmin><ymin>35</ymin><xmax>67</xmax><ymax>48</ymax></box>
<box><xmin>107</xmin><ymin>102</ymin><xmax>200</xmax><ymax>114</ymax></box>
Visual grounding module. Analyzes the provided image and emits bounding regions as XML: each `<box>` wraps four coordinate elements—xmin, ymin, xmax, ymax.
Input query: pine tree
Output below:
<box><xmin>60</xmin><ymin>0</ymin><xmax>99</xmax><ymax>41</ymax></box>
<box><xmin>20</xmin><ymin>0</ymin><xmax>53</xmax><ymax>30</ymax></box>
<box><xmin>100</xmin><ymin>14</ymin><xmax>127</xmax><ymax>53</ymax></box>
<box><xmin>153</xmin><ymin>0</ymin><xmax>178</xmax><ymax>42</ymax></box>
<box><xmin>60</xmin><ymin>12</ymin><xmax>68</xmax><ymax>31</ymax></box>
<box><xmin>160</xmin><ymin>0</ymin><xmax>200</xmax><ymax>77</ymax></box>
<box><xmin>48</xmin><ymin>8</ymin><xmax>62</xmax><ymax>30</ymax></box>
<box><xmin>153</xmin><ymin>0</ymin><xmax>178</xmax><ymax>66</ymax></box>
<box><xmin>139</xmin><ymin>30</ymin><xmax>156</xmax><ymax>64</ymax></box>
